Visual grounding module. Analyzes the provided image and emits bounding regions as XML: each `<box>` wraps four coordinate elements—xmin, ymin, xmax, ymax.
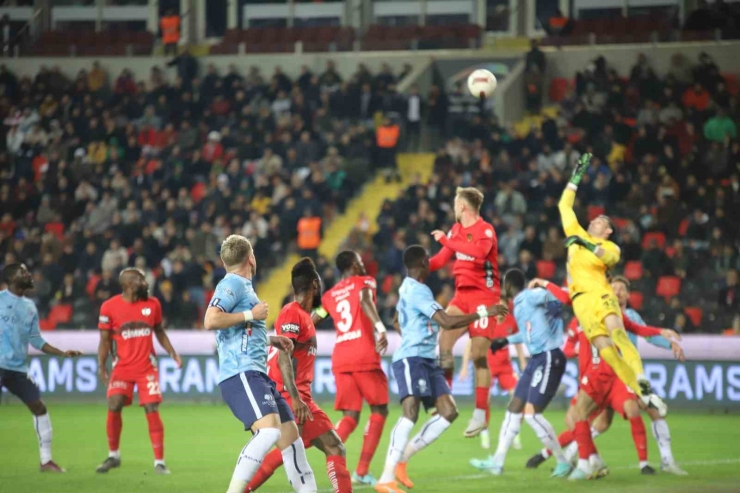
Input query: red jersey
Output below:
<box><xmin>98</xmin><ymin>295</ymin><xmax>162</xmax><ymax>374</ymax></box>
<box><xmin>489</xmin><ymin>313</ymin><xmax>518</xmax><ymax>366</ymax></box>
<box><xmin>322</xmin><ymin>275</ymin><xmax>381</xmax><ymax>373</ymax></box>
<box><xmin>268</xmin><ymin>302</ymin><xmax>317</xmax><ymax>401</ymax></box>
<box><xmin>430</xmin><ymin>218</ymin><xmax>500</xmax><ymax>295</ymax></box>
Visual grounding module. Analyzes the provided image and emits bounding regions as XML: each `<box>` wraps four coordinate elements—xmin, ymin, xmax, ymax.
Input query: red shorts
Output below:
<box><xmin>490</xmin><ymin>365</ymin><xmax>518</xmax><ymax>391</ymax></box>
<box><xmin>449</xmin><ymin>288</ymin><xmax>499</xmax><ymax>338</ymax></box>
<box><xmin>579</xmin><ymin>370</ymin><xmax>637</xmax><ymax>419</ymax></box>
<box><xmin>284</xmin><ymin>395</ymin><xmax>335</xmax><ymax>446</ymax></box>
<box><xmin>107</xmin><ymin>368</ymin><xmax>162</xmax><ymax>407</ymax></box>
<box><xmin>334</xmin><ymin>369</ymin><xmax>389</xmax><ymax>412</ymax></box>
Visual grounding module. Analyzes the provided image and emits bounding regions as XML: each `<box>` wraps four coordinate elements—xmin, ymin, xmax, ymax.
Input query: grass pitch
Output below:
<box><xmin>0</xmin><ymin>402</ymin><xmax>738</xmax><ymax>493</ymax></box>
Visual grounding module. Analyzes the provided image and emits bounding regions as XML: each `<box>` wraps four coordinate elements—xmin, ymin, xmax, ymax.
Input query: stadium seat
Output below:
<box><xmin>684</xmin><ymin>307</ymin><xmax>703</xmax><ymax>326</ymax></box>
<box><xmin>628</xmin><ymin>291</ymin><xmax>644</xmax><ymax>310</ymax></box>
<box><xmin>548</xmin><ymin>78</ymin><xmax>570</xmax><ymax>102</ymax></box>
<box><xmin>678</xmin><ymin>219</ymin><xmax>689</xmax><ymax>236</ymax></box>
<box><xmin>39</xmin><ymin>318</ymin><xmax>56</xmax><ymax>331</ymax></box>
<box><xmin>641</xmin><ymin>231</ymin><xmax>666</xmax><ymax>249</ymax></box>
<box><xmin>536</xmin><ymin>260</ymin><xmax>556</xmax><ymax>279</ymax></box>
<box><xmin>623</xmin><ymin>261</ymin><xmax>643</xmax><ymax>281</ymax></box>
<box><xmin>48</xmin><ymin>304</ymin><xmax>73</xmax><ymax>326</ymax></box>
<box><xmin>723</xmin><ymin>73</ymin><xmax>738</xmax><ymax>95</ymax></box>
<box><xmin>588</xmin><ymin>205</ymin><xmax>605</xmax><ymax>221</ymax></box>
<box><xmin>656</xmin><ymin>276</ymin><xmax>681</xmax><ymax>301</ymax></box>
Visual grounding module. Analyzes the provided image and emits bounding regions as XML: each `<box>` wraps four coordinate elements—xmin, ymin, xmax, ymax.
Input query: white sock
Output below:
<box><xmin>651</xmin><ymin>419</ymin><xmax>674</xmax><ymax>465</ymax></box>
<box><xmin>109</xmin><ymin>450</ymin><xmax>121</xmax><ymax>459</ymax></box>
<box><xmin>154</xmin><ymin>459</ymin><xmax>166</xmax><ymax>467</ymax></box>
<box><xmin>564</xmin><ymin>441</ymin><xmax>579</xmax><ymax>463</ymax></box>
<box><xmin>401</xmin><ymin>416</ymin><xmax>451</xmax><ymax>462</ymax></box>
<box><xmin>524</xmin><ymin>414</ymin><xmax>566</xmax><ymax>463</ymax></box>
<box><xmin>282</xmin><ymin>438</ymin><xmax>317</xmax><ymax>492</ymax></box>
<box><xmin>226</xmin><ymin>427</ymin><xmax>281</xmax><ymax>493</ymax></box>
<box><xmin>591</xmin><ymin>427</ymin><xmax>601</xmax><ymax>439</ymax></box>
<box><xmin>34</xmin><ymin>413</ymin><xmax>53</xmax><ymax>464</ymax></box>
<box><xmin>472</xmin><ymin>408</ymin><xmax>486</xmax><ymax>422</ymax></box>
<box><xmin>379</xmin><ymin>417</ymin><xmax>415</xmax><ymax>483</ymax></box>
<box><xmin>491</xmin><ymin>411</ymin><xmax>522</xmax><ymax>465</ymax></box>
<box><xmin>540</xmin><ymin>447</ymin><xmax>551</xmax><ymax>459</ymax></box>
<box><xmin>640</xmin><ymin>460</ymin><xmax>649</xmax><ymax>469</ymax></box>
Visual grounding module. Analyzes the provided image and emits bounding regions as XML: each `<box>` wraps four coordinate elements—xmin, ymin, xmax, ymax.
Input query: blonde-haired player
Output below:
<box><xmin>558</xmin><ymin>153</ymin><xmax>666</xmax><ymax>480</ymax></box>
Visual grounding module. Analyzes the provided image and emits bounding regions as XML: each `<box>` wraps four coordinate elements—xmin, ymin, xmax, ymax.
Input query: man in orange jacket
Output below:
<box><xmin>160</xmin><ymin>9</ymin><xmax>180</xmax><ymax>57</ymax></box>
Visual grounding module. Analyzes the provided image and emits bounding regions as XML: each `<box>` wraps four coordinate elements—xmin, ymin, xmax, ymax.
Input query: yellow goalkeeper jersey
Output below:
<box><xmin>558</xmin><ymin>187</ymin><xmax>621</xmax><ymax>297</ymax></box>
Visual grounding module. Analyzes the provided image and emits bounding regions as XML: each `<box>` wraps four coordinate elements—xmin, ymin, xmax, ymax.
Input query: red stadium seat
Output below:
<box><xmin>623</xmin><ymin>261</ymin><xmax>643</xmax><ymax>281</ymax></box>
<box><xmin>722</xmin><ymin>73</ymin><xmax>738</xmax><ymax>95</ymax></box>
<box><xmin>536</xmin><ymin>260</ymin><xmax>556</xmax><ymax>279</ymax></box>
<box><xmin>656</xmin><ymin>276</ymin><xmax>681</xmax><ymax>301</ymax></box>
<box><xmin>684</xmin><ymin>307</ymin><xmax>703</xmax><ymax>327</ymax></box>
<box><xmin>86</xmin><ymin>274</ymin><xmax>101</xmax><ymax>299</ymax></box>
<box><xmin>641</xmin><ymin>231</ymin><xmax>666</xmax><ymax>249</ymax></box>
<box><xmin>678</xmin><ymin>219</ymin><xmax>689</xmax><ymax>237</ymax></box>
<box><xmin>664</xmin><ymin>245</ymin><xmax>677</xmax><ymax>258</ymax></box>
<box><xmin>588</xmin><ymin>205</ymin><xmax>605</xmax><ymax>221</ymax></box>
<box><xmin>48</xmin><ymin>304</ymin><xmax>73</xmax><ymax>326</ymax></box>
<box><xmin>548</xmin><ymin>78</ymin><xmax>570</xmax><ymax>102</ymax></box>
<box><xmin>39</xmin><ymin>318</ymin><xmax>56</xmax><ymax>331</ymax></box>
<box><xmin>628</xmin><ymin>291</ymin><xmax>644</xmax><ymax>310</ymax></box>
<box><xmin>44</xmin><ymin>221</ymin><xmax>65</xmax><ymax>241</ymax></box>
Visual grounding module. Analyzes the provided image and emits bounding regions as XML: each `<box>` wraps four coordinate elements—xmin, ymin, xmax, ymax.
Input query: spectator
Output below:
<box><xmin>405</xmin><ymin>85</ymin><xmax>423</xmax><ymax>152</ymax></box>
<box><xmin>160</xmin><ymin>9</ymin><xmax>181</xmax><ymax>57</ymax></box>
<box><xmin>525</xmin><ymin>39</ymin><xmax>546</xmax><ymax>74</ymax></box>
<box><xmin>297</xmin><ymin>208</ymin><xmax>322</xmax><ymax>261</ymax></box>
<box><xmin>703</xmin><ymin>108</ymin><xmax>737</xmax><ymax>143</ymax></box>
<box><xmin>101</xmin><ymin>239</ymin><xmax>128</xmax><ymax>273</ymax></box>
<box><xmin>376</xmin><ymin>116</ymin><xmax>400</xmax><ymax>179</ymax></box>
<box><xmin>718</xmin><ymin>269</ymin><xmax>738</xmax><ymax>313</ymax></box>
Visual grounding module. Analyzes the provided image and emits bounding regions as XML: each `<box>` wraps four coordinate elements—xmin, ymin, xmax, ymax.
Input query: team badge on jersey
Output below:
<box><xmin>467</xmin><ymin>234</ymin><xmax>473</xmax><ymax>242</ymax></box>
<box><xmin>142</xmin><ymin>308</ymin><xmax>152</xmax><ymax>316</ymax></box>
<box><xmin>485</xmin><ymin>229</ymin><xmax>493</xmax><ymax>238</ymax></box>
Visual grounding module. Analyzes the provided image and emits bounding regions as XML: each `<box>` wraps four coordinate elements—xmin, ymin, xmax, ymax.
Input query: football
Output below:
<box><xmin>467</xmin><ymin>69</ymin><xmax>497</xmax><ymax>99</ymax></box>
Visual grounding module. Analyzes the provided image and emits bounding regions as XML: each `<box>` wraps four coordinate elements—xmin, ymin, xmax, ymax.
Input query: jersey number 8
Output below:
<box><xmin>336</xmin><ymin>299</ymin><xmax>353</xmax><ymax>333</ymax></box>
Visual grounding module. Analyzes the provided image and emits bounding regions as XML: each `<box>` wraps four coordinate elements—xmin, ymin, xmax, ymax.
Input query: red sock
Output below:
<box><xmin>245</xmin><ymin>448</ymin><xmax>283</xmax><ymax>492</ymax></box>
<box><xmin>356</xmin><ymin>414</ymin><xmax>386</xmax><ymax>476</ymax></box>
<box><xmin>629</xmin><ymin>416</ymin><xmax>648</xmax><ymax>462</ymax></box>
<box><xmin>335</xmin><ymin>415</ymin><xmax>358</xmax><ymax>442</ymax></box>
<box><xmin>107</xmin><ymin>410</ymin><xmax>122</xmax><ymax>452</ymax></box>
<box><xmin>443</xmin><ymin>368</ymin><xmax>454</xmax><ymax>388</ymax></box>
<box><xmin>475</xmin><ymin>387</ymin><xmax>489</xmax><ymax>412</ymax></box>
<box><xmin>558</xmin><ymin>429</ymin><xmax>574</xmax><ymax>448</ymax></box>
<box><xmin>326</xmin><ymin>455</ymin><xmax>352</xmax><ymax>493</ymax></box>
<box><xmin>145</xmin><ymin>411</ymin><xmax>164</xmax><ymax>461</ymax></box>
<box><xmin>574</xmin><ymin>420</ymin><xmax>596</xmax><ymax>460</ymax></box>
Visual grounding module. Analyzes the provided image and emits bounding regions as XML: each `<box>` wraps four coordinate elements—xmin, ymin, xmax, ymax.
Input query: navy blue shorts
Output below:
<box><xmin>513</xmin><ymin>348</ymin><xmax>565</xmax><ymax>410</ymax></box>
<box><xmin>219</xmin><ymin>371</ymin><xmax>294</xmax><ymax>431</ymax></box>
<box><xmin>0</xmin><ymin>368</ymin><xmax>41</xmax><ymax>404</ymax></box>
<box><xmin>392</xmin><ymin>357</ymin><xmax>450</xmax><ymax>411</ymax></box>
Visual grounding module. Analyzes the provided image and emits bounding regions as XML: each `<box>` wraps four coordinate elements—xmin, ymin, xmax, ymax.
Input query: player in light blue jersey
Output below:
<box><xmin>376</xmin><ymin>245</ymin><xmax>507</xmax><ymax>493</ymax></box>
<box><xmin>203</xmin><ymin>235</ymin><xmax>317</xmax><ymax>493</ymax></box>
<box><xmin>0</xmin><ymin>263</ymin><xmax>82</xmax><ymax>473</ymax></box>
<box><xmin>470</xmin><ymin>269</ymin><xmax>572</xmax><ymax>478</ymax></box>
<box><xmin>588</xmin><ymin>276</ymin><xmax>687</xmax><ymax>475</ymax></box>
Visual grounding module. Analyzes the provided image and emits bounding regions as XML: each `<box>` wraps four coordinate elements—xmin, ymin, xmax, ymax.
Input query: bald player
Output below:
<box><xmin>96</xmin><ymin>268</ymin><xmax>182</xmax><ymax>475</ymax></box>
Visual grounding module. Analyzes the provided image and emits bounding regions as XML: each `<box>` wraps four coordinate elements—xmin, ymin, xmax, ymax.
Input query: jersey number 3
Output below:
<box><xmin>336</xmin><ymin>299</ymin><xmax>353</xmax><ymax>333</ymax></box>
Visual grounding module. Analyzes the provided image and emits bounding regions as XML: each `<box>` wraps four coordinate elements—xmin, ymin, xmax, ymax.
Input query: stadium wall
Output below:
<box><xmin>5</xmin><ymin>332</ymin><xmax>739</xmax><ymax>411</ymax></box>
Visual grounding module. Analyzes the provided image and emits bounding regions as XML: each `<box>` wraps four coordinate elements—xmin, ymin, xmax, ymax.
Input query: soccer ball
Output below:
<box><xmin>467</xmin><ymin>69</ymin><xmax>497</xmax><ymax>99</ymax></box>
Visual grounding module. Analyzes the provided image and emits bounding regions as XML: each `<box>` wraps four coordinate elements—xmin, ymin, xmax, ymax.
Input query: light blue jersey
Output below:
<box><xmin>209</xmin><ymin>274</ymin><xmax>268</xmax><ymax>383</ymax></box>
<box><xmin>624</xmin><ymin>307</ymin><xmax>672</xmax><ymax>350</ymax></box>
<box><xmin>0</xmin><ymin>290</ymin><xmax>45</xmax><ymax>373</ymax></box>
<box><xmin>507</xmin><ymin>288</ymin><xmax>564</xmax><ymax>355</ymax></box>
<box><xmin>393</xmin><ymin>278</ymin><xmax>443</xmax><ymax>362</ymax></box>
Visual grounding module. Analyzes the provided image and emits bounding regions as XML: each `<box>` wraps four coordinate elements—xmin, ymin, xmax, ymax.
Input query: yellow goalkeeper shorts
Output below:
<box><xmin>572</xmin><ymin>290</ymin><xmax>623</xmax><ymax>342</ymax></box>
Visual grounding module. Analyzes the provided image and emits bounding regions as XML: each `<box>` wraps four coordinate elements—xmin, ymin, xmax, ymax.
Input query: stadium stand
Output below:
<box><xmin>0</xmin><ymin>59</ymin><xmax>411</xmax><ymax>329</ymax></box>
<box><xmin>361</xmin><ymin>49</ymin><xmax>739</xmax><ymax>334</ymax></box>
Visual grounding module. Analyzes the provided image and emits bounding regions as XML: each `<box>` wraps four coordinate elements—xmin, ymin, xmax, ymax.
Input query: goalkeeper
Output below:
<box><xmin>558</xmin><ymin>153</ymin><xmax>665</xmax><ymax>415</ymax></box>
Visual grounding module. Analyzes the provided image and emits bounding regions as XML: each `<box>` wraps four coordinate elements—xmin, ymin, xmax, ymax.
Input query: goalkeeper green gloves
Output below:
<box><xmin>564</xmin><ymin>235</ymin><xmax>597</xmax><ymax>253</ymax></box>
<box><xmin>570</xmin><ymin>152</ymin><xmax>592</xmax><ymax>186</ymax></box>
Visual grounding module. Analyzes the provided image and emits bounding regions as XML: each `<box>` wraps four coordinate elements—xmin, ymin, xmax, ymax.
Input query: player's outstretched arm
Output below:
<box><xmin>433</xmin><ymin>304</ymin><xmax>508</xmax><ymax>330</ymax></box>
<box><xmin>40</xmin><ymin>344</ymin><xmax>82</xmax><ymax>358</ymax></box>
<box><xmin>429</xmin><ymin>244</ymin><xmax>455</xmax><ymax>272</ymax></box>
<box><xmin>558</xmin><ymin>152</ymin><xmax>592</xmax><ymax>239</ymax></box>
<box><xmin>154</xmin><ymin>324</ymin><xmax>182</xmax><ymax>368</ymax></box>
<box><xmin>432</xmin><ymin>230</ymin><xmax>493</xmax><ymax>260</ymax></box>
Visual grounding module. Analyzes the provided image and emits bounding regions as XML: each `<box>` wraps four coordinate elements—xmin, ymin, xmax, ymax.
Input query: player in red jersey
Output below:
<box><xmin>460</xmin><ymin>313</ymin><xmax>526</xmax><ymax>450</ymax></box>
<box><xmin>246</xmin><ymin>258</ymin><xmax>353</xmax><ymax>493</ymax></box>
<box><xmin>95</xmin><ymin>268</ymin><xmax>181</xmax><ymax>475</ymax></box>
<box><xmin>428</xmin><ymin>186</ymin><xmax>500</xmax><ymax>437</ymax></box>
<box><xmin>522</xmin><ymin>278</ymin><xmax>681</xmax><ymax>479</ymax></box>
<box><xmin>313</xmin><ymin>250</ymin><xmax>389</xmax><ymax>486</ymax></box>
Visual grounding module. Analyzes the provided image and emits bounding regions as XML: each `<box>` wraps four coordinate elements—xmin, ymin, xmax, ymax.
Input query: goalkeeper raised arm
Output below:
<box><xmin>558</xmin><ymin>153</ymin><xmax>665</xmax><ymax>415</ymax></box>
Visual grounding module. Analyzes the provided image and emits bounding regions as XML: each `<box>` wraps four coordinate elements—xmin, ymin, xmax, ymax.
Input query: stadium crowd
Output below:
<box><xmin>0</xmin><ymin>58</ymin><xmax>411</xmax><ymax>329</ymax></box>
<box><xmin>365</xmin><ymin>50</ymin><xmax>739</xmax><ymax>334</ymax></box>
